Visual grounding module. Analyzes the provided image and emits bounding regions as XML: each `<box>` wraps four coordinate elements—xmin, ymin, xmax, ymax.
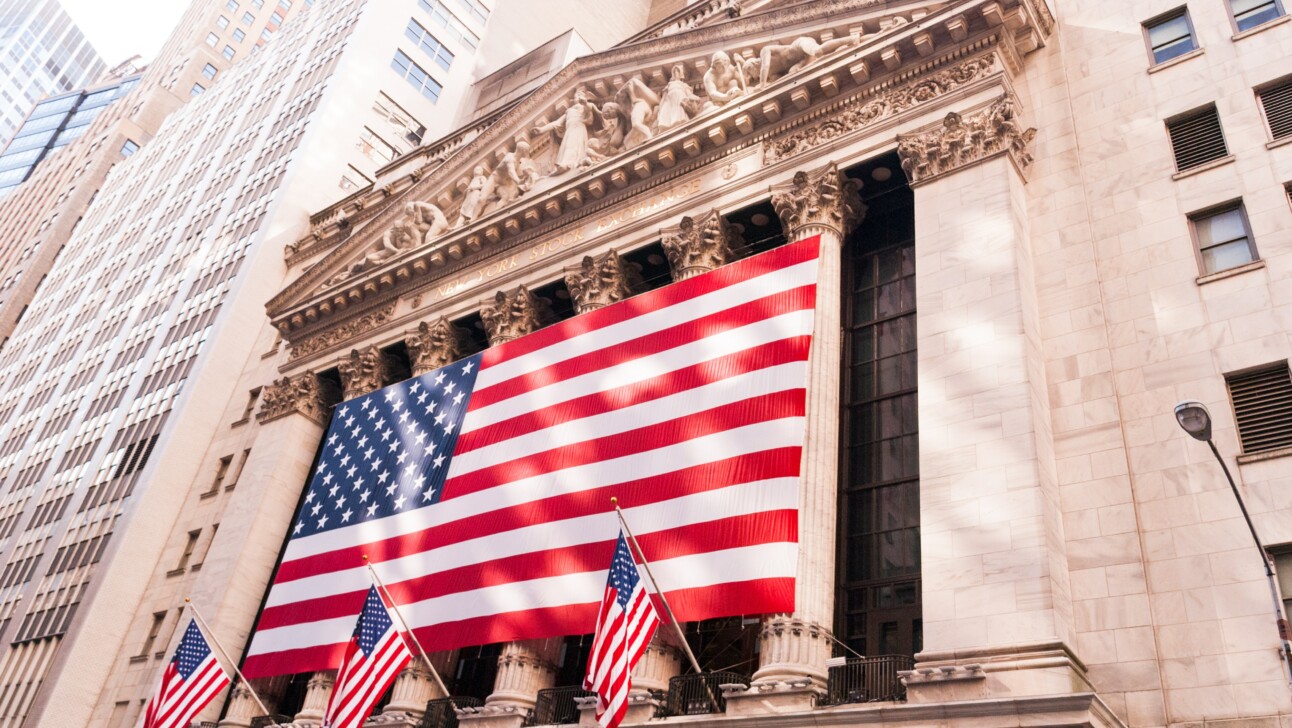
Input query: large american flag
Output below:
<box><xmin>584</xmin><ymin>532</ymin><xmax>659</xmax><ymax>728</ymax></box>
<box><xmin>141</xmin><ymin>619</ymin><xmax>231</xmax><ymax>728</ymax></box>
<box><xmin>242</xmin><ymin>236</ymin><xmax>820</xmax><ymax>678</ymax></box>
<box><xmin>322</xmin><ymin>586</ymin><xmax>413</xmax><ymax>728</ymax></box>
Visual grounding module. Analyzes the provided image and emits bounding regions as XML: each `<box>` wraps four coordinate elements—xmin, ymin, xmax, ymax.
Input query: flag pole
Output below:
<box><xmin>611</xmin><ymin>497</ymin><xmax>721</xmax><ymax>711</ymax></box>
<box><xmin>184</xmin><ymin>598</ymin><xmax>272</xmax><ymax>717</ymax></box>
<box><xmin>363</xmin><ymin>556</ymin><xmax>456</xmax><ymax>710</ymax></box>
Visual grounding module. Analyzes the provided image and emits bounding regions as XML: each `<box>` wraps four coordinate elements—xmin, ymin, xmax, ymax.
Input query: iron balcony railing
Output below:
<box><xmin>666</xmin><ymin>671</ymin><xmax>748</xmax><ymax>716</ymax></box>
<box><xmin>822</xmin><ymin>655</ymin><xmax>914</xmax><ymax>705</ymax></box>
<box><xmin>420</xmin><ymin>696</ymin><xmax>485</xmax><ymax>728</ymax></box>
<box><xmin>530</xmin><ymin>686</ymin><xmax>595</xmax><ymax>725</ymax></box>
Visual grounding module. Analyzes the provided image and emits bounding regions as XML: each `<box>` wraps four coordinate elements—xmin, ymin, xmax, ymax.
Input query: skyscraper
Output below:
<box><xmin>0</xmin><ymin>0</ymin><xmax>105</xmax><ymax>146</ymax></box>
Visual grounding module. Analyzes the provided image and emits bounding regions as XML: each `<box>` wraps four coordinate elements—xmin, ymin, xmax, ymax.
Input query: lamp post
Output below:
<box><xmin>1174</xmin><ymin>400</ymin><xmax>1292</xmax><ymax>690</ymax></box>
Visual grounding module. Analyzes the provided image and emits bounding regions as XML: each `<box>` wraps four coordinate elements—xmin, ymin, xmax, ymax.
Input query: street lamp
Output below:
<box><xmin>1174</xmin><ymin>400</ymin><xmax>1292</xmax><ymax>689</ymax></box>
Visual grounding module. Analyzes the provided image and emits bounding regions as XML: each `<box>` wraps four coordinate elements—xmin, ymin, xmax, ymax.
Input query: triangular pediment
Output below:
<box><xmin>270</xmin><ymin>0</ymin><xmax>1052</xmax><ymax>340</ymax></box>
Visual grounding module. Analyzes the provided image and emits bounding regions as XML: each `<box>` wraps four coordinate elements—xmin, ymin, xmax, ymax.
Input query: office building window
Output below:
<box><xmin>233</xmin><ymin>28</ymin><xmax>246</xmax><ymax>42</ymax></box>
<box><xmin>222</xmin><ymin>45</ymin><xmax>236</xmax><ymax>60</ymax></box>
<box><xmin>1189</xmin><ymin>202</ymin><xmax>1257</xmax><ymax>275</ymax></box>
<box><xmin>139</xmin><ymin>612</ymin><xmax>166</xmax><ymax>657</ymax></box>
<box><xmin>270</xmin><ymin>10</ymin><xmax>283</xmax><ymax>24</ymax></box>
<box><xmin>1230</xmin><ymin>0</ymin><xmax>1283</xmax><ymax>30</ymax></box>
<box><xmin>357</xmin><ymin>127</ymin><xmax>398</xmax><ymax>164</ymax></box>
<box><xmin>420</xmin><ymin>0</ymin><xmax>480</xmax><ymax>48</ymax></box>
<box><xmin>225</xmin><ymin>0</ymin><xmax>238</xmax><ymax>9</ymax></box>
<box><xmin>1258</xmin><ymin>77</ymin><xmax>1292</xmax><ymax>141</ymax></box>
<box><xmin>190</xmin><ymin>83</ymin><xmax>205</xmax><ymax>96</ymax></box>
<box><xmin>405</xmin><ymin>19</ymin><xmax>454</xmax><ymax>71</ymax></box>
<box><xmin>205</xmin><ymin>32</ymin><xmax>219</xmax><ymax>46</ymax></box>
<box><xmin>216</xmin><ymin>15</ymin><xmax>229</xmax><ymax>29</ymax></box>
<box><xmin>202</xmin><ymin>63</ymin><xmax>218</xmax><ymax>80</ymax></box>
<box><xmin>391</xmin><ymin>50</ymin><xmax>442</xmax><ymax>102</ymax></box>
<box><xmin>174</xmin><ymin>530</ymin><xmax>201</xmax><ymax>571</ymax></box>
<box><xmin>1166</xmin><ymin>105</ymin><xmax>1228</xmax><ymax>171</ymax></box>
<box><xmin>1274</xmin><ymin>552</ymin><xmax>1292</xmax><ymax>620</ymax></box>
<box><xmin>241</xmin><ymin>11</ymin><xmax>254</xmax><ymax>24</ymax></box>
<box><xmin>457</xmin><ymin>0</ymin><xmax>488</xmax><ymax>23</ymax></box>
<box><xmin>1144</xmin><ymin>8</ymin><xmax>1197</xmax><ymax>64</ymax></box>
<box><xmin>1226</xmin><ymin>362</ymin><xmax>1292</xmax><ymax>454</ymax></box>
<box><xmin>279</xmin><ymin>0</ymin><xmax>291</xmax><ymax>7</ymax></box>
<box><xmin>120</xmin><ymin>139</ymin><xmax>139</xmax><ymax>157</ymax></box>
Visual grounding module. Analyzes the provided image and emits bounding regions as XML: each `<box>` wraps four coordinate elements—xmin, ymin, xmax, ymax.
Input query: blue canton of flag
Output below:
<box><xmin>609</xmin><ymin>535</ymin><xmax>641</xmax><ymax>610</ymax></box>
<box><xmin>173</xmin><ymin>620</ymin><xmax>214</xmax><ymax>678</ymax></box>
<box><xmin>354</xmin><ymin>586</ymin><xmax>394</xmax><ymax>656</ymax></box>
<box><xmin>292</xmin><ymin>353</ymin><xmax>483</xmax><ymax>539</ymax></box>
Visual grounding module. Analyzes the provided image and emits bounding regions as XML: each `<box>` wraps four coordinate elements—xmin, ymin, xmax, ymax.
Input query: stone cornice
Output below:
<box><xmin>895</xmin><ymin>92</ymin><xmax>1035</xmax><ymax>184</ymax></box>
<box><xmin>270</xmin><ymin>0</ymin><xmax>1051</xmax><ymax>356</ymax></box>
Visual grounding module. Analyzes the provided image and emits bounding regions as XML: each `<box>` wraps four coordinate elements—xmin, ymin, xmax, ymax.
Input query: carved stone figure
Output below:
<box><xmin>258</xmin><ymin>372</ymin><xmax>331</xmax><ymax>425</ymax></box>
<box><xmin>895</xmin><ymin>95</ymin><xmax>1037</xmax><ymax>183</ymax></box>
<box><xmin>770</xmin><ymin>162</ymin><xmax>864</xmax><ymax>237</ymax></box>
<box><xmin>406</xmin><ymin>200</ymin><xmax>449</xmax><ymax>244</ymax></box>
<box><xmin>861</xmin><ymin>15</ymin><xmax>909</xmax><ymax>41</ymax></box>
<box><xmin>489</xmin><ymin>149</ymin><xmax>527</xmax><ymax>208</ymax></box>
<box><xmin>514</xmin><ymin>139</ymin><xmax>541</xmax><ymax>190</ymax></box>
<box><xmin>563</xmin><ymin>249</ymin><xmax>642</xmax><ymax>313</ymax></box>
<box><xmin>701</xmin><ymin>50</ymin><xmax>747</xmax><ymax>110</ymax></box>
<box><xmin>616</xmin><ymin>74</ymin><xmax>659</xmax><ymax>150</ymax></box>
<box><xmin>406</xmin><ymin>317</ymin><xmax>470</xmax><ymax>375</ymax></box>
<box><xmin>329</xmin><ymin>214</ymin><xmax>418</xmax><ymax>284</ymax></box>
<box><xmin>480</xmin><ymin>286</ymin><xmax>552</xmax><ymax>345</ymax></box>
<box><xmin>338</xmin><ymin>345</ymin><xmax>388</xmax><ymax>399</ymax></box>
<box><xmin>590</xmin><ymin>101</ymin><xmax>626</xmax><ymax>159</ymax></box>
<box><xmin>456</xmin><ymin>165</ymin><xmax>491</xmax><ymax>226</ymax></box>
<box><xmin>533</xmin><ymin>87</ymin><xmax>603</xmax><ymax>173</ymax></box>
<box><xmin>655</xmin><ymin>64</ymin><xmax>701</xmax><ymax>133</ymax></box>
<box><xmin>660</xmin><ymin>209</ymin><xmax>742</xmax><ymax>281</ymax></box>
<box><xmin>758</xmin><ymin>33</ymin><xmax>861</xmax><ymax>87</ymax></box>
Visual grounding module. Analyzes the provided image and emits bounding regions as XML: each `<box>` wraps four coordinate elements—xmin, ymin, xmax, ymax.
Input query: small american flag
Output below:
<box><xmin>244</xmin><ymin>236</ymin><xmax>819</xmax><ymax>677</ymax></box>
<box><xmin>583</xmin><ymin>532</ymin><xmax>659</xmax><ymax>728</ymax></box>
<box><xmin>141</xmin><ymin>619</ymin><xmax>230</xmax><ymax>728</ymax></box>
<box><xmin>322</xmin><ymin>586</ymin><xmax>413</xmax><ymax>728</ymax></box>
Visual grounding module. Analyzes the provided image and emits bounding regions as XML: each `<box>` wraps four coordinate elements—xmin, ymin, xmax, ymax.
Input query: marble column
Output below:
<box><xmin>477</xmin><ymin>288</ymin><xmax>559</xmax><ymax>724</ymax></box>
<box><xmin>563</xmin><ymin>249</ymin><xmax>641</xmax><ymax>314</ymax></box>
<box><xmin>294</xmin><ymin>670</ymin><xmax>336</xmax><ymax>723</ymax></box>
<box><xmin>381</xmin><ymin>318</ymin><xmax>471</xmax><ymax>722</ymax></box>
<box><xmin>209</xmin><ymin>372</ymin><xmax>336</xmax><ymax>728</ymax></box>
<box><xmin>750</xmin><ymin>162</ymin><xmax>864</xmax><ymax>697</ymax></box>
<box><xmin>660</xmin><ymin>209</ymin><xmax>741</xmax><ymax>281</ymax></box>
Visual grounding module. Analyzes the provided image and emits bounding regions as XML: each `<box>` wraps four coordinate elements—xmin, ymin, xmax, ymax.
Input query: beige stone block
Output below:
<box><xmin>1066</xmin><ymin>532</ymin><xmax>1141</xmax><ymax>571</ymax></box>
<box><xmin>954</xmin><ymin>582</ymin><xmax>1019</xmax><ymax>618</ymax></box>
<box><xmin>1124</xmin><ymin>689</ymin><xmax>1166</xmax><ymax>727</ymax></box>
<box><xmin>1114</xmin><ymin>626</ymin><xmax>1158</xmax><ymax>662</ymax></box>
<box><xmin>1070</xmin><ymin>567</ymin><xmax>1108</xmax><ymax>601</ymax></box>
<box><xmin>1166</xmin><ymin>684</ymin><xmax>1239</xmax><ymax>722</ymax></box>
<box><xmin>1077</xmin><ymin>628</ymin><xmax>1118</xmax><ymax>664</ymax></box>
<box><xmin>1075</xmin><ymin>593</ymin><xmax>1152</xmax><ymax>632</ymax></box>
<box><xmin>1146</xmin><ymin>556</ymin><xmax>1214</xmax><ymax>592</ymax></box>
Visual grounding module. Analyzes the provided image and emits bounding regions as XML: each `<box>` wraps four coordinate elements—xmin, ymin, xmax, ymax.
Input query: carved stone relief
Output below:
<box><xmin>337</xmin><ymin>344</ymin><xmax>388</xmax><ymax>399</ymax></box>
<box><xmin>896</xmin><ymin>94</ymin><xmax>1036</xmax><ymax>184</ymax></box>
<box><xmin>564</xmin><ymin>250</ymin><xmax>642</xmax><ymax>314</ymax></box>
<box><xmin>258</xmin><ymin>372</ymin><xmax>333</xmax><ymax>426</ymax></box>
<box><xmin>406</xmin><ymin>317</ymin><xmax>470</xmax><ymax>375</ymax></box>
<box><xmin>290</xmin><ymin>303</ymin><xmax>396</xmax><ymax>361</ymax></box>
<box><xmin>480</xmin><ymin>286</ymin><xmax>553</xmax><ymax>346</ymax></box>
<box><xmin>660</xmin><ymin>209</ymin><xmax>743</xmax><ymax>281</ymax></box>
<box><xmin>764</xmin><ymin>55</ymin><xmax>997</xmax><ymax>164</ymax></box>
<box><xmin>770</xmin><ymin>161</ymin><xmax>864</xmax><ymax>238</ymax></box>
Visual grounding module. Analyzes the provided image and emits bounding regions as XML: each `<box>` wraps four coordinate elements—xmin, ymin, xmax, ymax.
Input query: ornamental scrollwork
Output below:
<box><xmin>896</xmin><ymin>94</ymin><xmax>1037</xmax><ymax>184</ymax></box>
<box><xmin>770</xmin><ymin>161</ymin><xmax>864</xmax><ymax>237</ymax></box>
<box><xmin>257</xmin><ymin>372</ymin><xmax>332</xmax><ymax>426</ymax></box>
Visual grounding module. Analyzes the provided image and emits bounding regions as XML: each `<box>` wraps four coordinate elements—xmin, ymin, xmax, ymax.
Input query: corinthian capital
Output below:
<box><xmin>257</xmin><ymin>372</ymin><xmax>332</xmax><ymax>426</ymax></box>
<box><xmin>770</xmin><ymin>161</ymin><xmax>864</xmax><ymax>240</ymax></box>
<box><xmin>896</xmin><ymin>94</ymin><xmax>1037</xmax><ymax>185</ymax></box>
<box><xmin>337</xmin><ymin>344</ymin><xmax>388</xmax><ymax>399</ymax></box>
<box><xmin>481</xmin><ymin>286</ymin><xmax>551</xmax><ymax>346</ymax></box>
<box><xmin>406</xmin><ymin>317</ymin><xmax>470</xmax><ymax>375</ymax></box>
<box><xmin>660</xmin><ymin>209</ymin><xmax>742</xmax><ymax>281</ymax></box>
<box><xmin>564</xmin><ymin>249</ymin><xmax>641</xmax><ymax>314</ymax></box>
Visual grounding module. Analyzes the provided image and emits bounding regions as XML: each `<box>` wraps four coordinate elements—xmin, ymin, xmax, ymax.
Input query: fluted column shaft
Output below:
<box><xmin>295</xmin><ymin>670</ymin><xmax>336</xmax><ymax>721</ymax></box>
<box><xmin>753</xmin><ymin>163</ymin><xmax>863</xmax><ymax>688</ymax></box>
<box><xmin>485</xmin><ymin>639</ymin><xmax>560</xmax><ymax>710</ymax></box>
<box><xmin>630</xmin><ymin>635</ymin><xmax>683</xmax><ymax>693</ymax></box>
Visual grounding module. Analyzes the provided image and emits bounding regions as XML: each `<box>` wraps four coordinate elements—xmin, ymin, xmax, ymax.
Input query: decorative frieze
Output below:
<box><xmin>481</xmin><ymin>286</ymin><xmax>552</xmax><ymax>346</ymax></box>
<box><xmin>337</xmin><ymin>345</ymin><xmax>388</xmax><ymax>399</ymax></box>
<box><xmin>257</xmin><ymin>372</ymin><xmax>331</xmax><ymax>426</ymax></box>
<box><xmin>563</xmin><ymin>250</ymin><xmax>641</xmax><ymax>313</ymax></box>
<box><xmin>289</xmin><ymin>303</ymin><xmax>396</xmax><ymax>361</ymax></box>
<box><xmin>764</xmin><ymin>55</ymin><xmax>998</xmax><ymax>164</ymax></box>
<box><xmin>660</xmin><ymin>209</ymin><xmax>742</xmax><ymax>281</ymax></box>
<box><xmin>770</xmin><ymin>161</ymin><xmax>864</xmax><ymax>239</ymax></box>
<box><xmin>406</xmin><ymin>317</ymin><xmax>470</xmax><ymax>375</ymax></box>
<box><xmin>896</xmin><ymin>94</ymin><xmax>1036</xmax><ymax>184</ymax></box>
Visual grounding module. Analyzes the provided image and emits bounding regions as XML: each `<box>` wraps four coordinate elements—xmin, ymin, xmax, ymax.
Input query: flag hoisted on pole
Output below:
<box><xmin>141</xmin><ymin>619</ymin><xmax>231</xmax><ymax>728</ymax></box>
<box><xmin>583</xmin><ymin>531</ymin><xmax>660</xmax><ymax>728</ymax></box>
<box><xmin>322</xmin><ymin>585</ymin><xmax>414</xmax><ymax>728</ymax></box>
<box><xmin>243</xmin><ymin>236</ymin><xmax>820</xmax><ymax>679</ymax></box>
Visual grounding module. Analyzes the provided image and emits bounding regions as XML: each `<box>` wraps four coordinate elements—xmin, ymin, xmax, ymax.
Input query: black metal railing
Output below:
<box><xmin>249</xmin><ymin>716</ymin><xmax>291</xmax><ymax>728</ymax></box>
<box><xmin>420</xmin><ymin>696</ymin><xmax>485</xmax><ymax>728</ymax></box>
<box><xmin>529</xmin><ymin>686</ymin><xmax>595</xmax><ymax>725</ymax></box>
<box><xmin>666</xmin><ymin>671</ymin><xmax>748</xmax><ymax>716</ymax></box>
<box><xmin>822</xmin><ymin>655</ymin><xmax>914</xmax><ymax>705</ymax></box>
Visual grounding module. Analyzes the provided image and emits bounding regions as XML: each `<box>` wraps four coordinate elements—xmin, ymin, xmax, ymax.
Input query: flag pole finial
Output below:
<box><xmin>362</xmin><ymin>554</ymin><xmax>370</xmax><ymax>562</ymax></box>
<box><xmin>610</xmin><ymin>496</ymin><xmax>618</xmax><ymax>507</ymax></box>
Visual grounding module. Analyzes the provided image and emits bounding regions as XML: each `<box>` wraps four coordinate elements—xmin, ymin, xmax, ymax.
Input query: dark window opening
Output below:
<box><xmin>530</xmin><ymin>279</ymin><xmax>575</xmax><ymax>325</ymax></box>
<box><xmin>381</xmin><ymin>341</ymin><xmax>413</xmax><ymax>386</ymax></box>
<box><xmin>621</xmin><ymin>242</ymin><xmax>672</xmax><ymax>294</ymax></box>
<box><xmin>724</xmin><ymin>201</ymin><xmax>785</xmax><ymax>258</ymax></box>
<box><xmin>453</xmin><ymin>643</ymin><xmax>502</xmax><ymax>700</ymax></box>
<box><xmin>554</xmin><ymin>633</ymin><xmax>594</xmax><ymax>687</ymax></box>
<box><xmin>452</xmin><ymin>311</ymin><xmax>489</xmax><ymax>356</ymax></box>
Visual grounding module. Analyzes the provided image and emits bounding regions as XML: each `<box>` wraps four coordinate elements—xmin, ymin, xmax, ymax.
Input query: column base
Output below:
<box><xmin>574</xmin><ymin>690</ymin><xmax>660</xmax><ymax>726</ymax></box>
<box><xmin>723</xmin><ymin>678</ymin><xmax>819</xmax><ymax>715</ymax></box>
<box><xmin>458</xmin><ymin>704</ymin><xmax>531</xmax><ymax>728</ymax></box>
<box><xmin>906</xmin><ymin>640</ymin><xmax>1091</xmax><ymax>704</ymax></box>
<box><xmin>364</xmin><ymin>711</ymin><xmax>424</xmax><ymax>726</ymax></box>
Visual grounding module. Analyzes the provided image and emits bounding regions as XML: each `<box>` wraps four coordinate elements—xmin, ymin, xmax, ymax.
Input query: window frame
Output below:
<box><xmin>1227</xmin><ymin>0</ymin><xmax>1285</xmax><ymax>32</ymax></box>
<box><xmin>1142</xmin><ymin>7</ymin><xmax>1199</xmax><ymax>66</ymax></box>
<box><xmin>1187</xmin><ymin>200</ymin><xmax>1259</xmax><ymax>276</ymax></box>
<box><xmin>1256</xmin><ymin>75</ymin><xmax>1292</xmax><ymax>142</ymax></box>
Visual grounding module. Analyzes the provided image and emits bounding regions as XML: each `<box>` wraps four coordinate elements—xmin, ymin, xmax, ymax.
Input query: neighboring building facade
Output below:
<box><xmin>0</xmin><ymin>0</ymin><xmax>105</xmax><ymax>146</ymax></box>
<box><xmin>0</xmin><ymin>0</ymin><xmax>658</xmax><ymax>726</ymax></box>
<box><xmin>192</xmin><ymin>0</ymin><xmax>1291</xmax><ymax>726</ymax></box>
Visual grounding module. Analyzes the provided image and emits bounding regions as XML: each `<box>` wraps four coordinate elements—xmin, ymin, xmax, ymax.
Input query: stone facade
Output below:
<box><xmin>8</xmin><ymin>0</ymin><xmax>1290</xmax><ymax>727</ymax></box>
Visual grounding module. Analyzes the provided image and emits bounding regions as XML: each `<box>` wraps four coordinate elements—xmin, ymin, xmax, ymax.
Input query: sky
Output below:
<box><xmin>61</xmin><ymin>0</ymin><xmax>189</xmax><ymax>68</ymax></box>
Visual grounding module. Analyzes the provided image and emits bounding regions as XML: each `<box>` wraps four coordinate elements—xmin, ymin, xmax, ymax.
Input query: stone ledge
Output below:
<box><xmin>1232</xmin><ymin>13</ymin><xmax>1292</xmax><ymax>41</ymax></box>
<box><xmin>1196</xmin><ymin>258</ymin><xmax>1265</xmax><ymax>285</ymax></box>
<box><xmin>1147</xmin><ymin>47</ymin><xmax>1204</xmax><ymax>74</ymax></box>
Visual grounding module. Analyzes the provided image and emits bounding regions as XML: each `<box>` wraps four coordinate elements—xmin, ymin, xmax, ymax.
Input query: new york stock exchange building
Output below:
<box><xmin>71</xmin><ymin>0</ymin><xmax>1292</xmax><ymax>726</ymax></box>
